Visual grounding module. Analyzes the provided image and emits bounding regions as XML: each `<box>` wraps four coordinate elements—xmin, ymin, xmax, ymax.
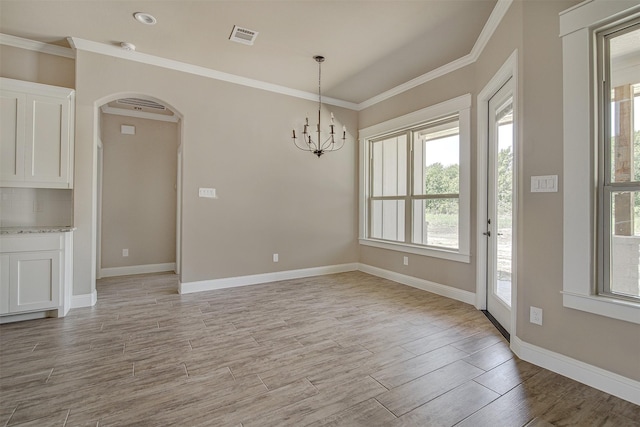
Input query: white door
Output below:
<box><xmin>486</xmin><ymin>78</ymin><xmax>515</xmax><ymax>334</ymax></box>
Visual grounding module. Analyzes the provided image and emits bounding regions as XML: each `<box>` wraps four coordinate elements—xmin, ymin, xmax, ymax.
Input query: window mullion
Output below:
<box><xmin>405</xmin><ymin>131</ymin><xmax>413</xmax><ymax>244</ymax></box>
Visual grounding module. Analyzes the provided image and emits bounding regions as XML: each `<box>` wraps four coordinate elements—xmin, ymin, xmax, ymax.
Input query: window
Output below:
<box><xmin>597</xmin><ymin>19</ymin><xmax>640</xmax><ymax>301</ymax></box>
<box><xmin>359</xmin><ymin>95</ymin><xmax>470</xmax><ymax>262</ymax></box>
<box><xmin>560</xmin><ymin>0</ymin><xmax>640</xmax><ymax>324</ymax></box>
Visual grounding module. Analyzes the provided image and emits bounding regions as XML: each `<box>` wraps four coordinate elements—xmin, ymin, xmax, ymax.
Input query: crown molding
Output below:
<box><xmin>0</xmin><ymin>33</ymin><xmax>75</xmax><ymax>59</ymax></box>
<box><xmin>100</xmin><ymin>104</ymin><xmax>180</xmax><ymax>123</ymax></box>
<box><xmin>357</xmin><ymin>0</ymin><xmax>513</xmax><ymax>110</ymax></box>
<box><xmin>1</xmin><ymin>0</ymin><xmax>511</xmax><ymax>111</ymax></box>
<box><xmin>68</xmin><ymin>37</ymin><xmax>360</xmax><ymax>111</ymax></box>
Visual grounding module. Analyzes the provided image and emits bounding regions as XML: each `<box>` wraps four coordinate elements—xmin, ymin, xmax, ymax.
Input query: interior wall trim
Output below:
<box><xmin>100</xmin><ymin>104</ymin><xmax>179</xmax><ymax>123</ymax></box>
<box><xmin>70</xmin><ymin>290</ymin><xmax>98</xmax><ymax>309</ymax></box>
<box><xmin>179</xmin><ymin>263</ymin><xmax>360</xmax><ymax>294</ymax></box>
<box><xmin>511</xmin><ymin>336</ymin><xmax>640</xmax><ymax>406</ymax></box>
<box><xmin>100</xmin><ymin>263</ymin><xmax>176</xmax><ymax>278</ymax></box>
<box><xmin>358</xmin><ymin>263</ymin><xmax>476</xmax><ymax>306</ymax></box>
<box><xmin>0</xmin><ymin>0</ymin><xmax>512</xmax><ymax>111</ymax></box>
<box><xmin>0</xmin><ymin>33</ymin><xmax>75</xmax><ymax>58</ymax></box>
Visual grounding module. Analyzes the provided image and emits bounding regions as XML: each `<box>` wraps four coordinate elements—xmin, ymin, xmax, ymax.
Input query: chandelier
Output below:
<box><xmin>291</xmin><ymin>55</ymin><xmax>347</xmax><ymax>157</ymax></box>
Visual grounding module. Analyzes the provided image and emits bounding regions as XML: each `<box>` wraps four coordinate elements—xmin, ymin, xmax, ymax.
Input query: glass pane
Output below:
<box><xmin>610</xmin><ymin>191</ymin><xmax>640</xmax><ymax>298</ymax></box>
<box><xmin>371</xmin><ymin>200</ymin><xmax>405</xmax><ymax>242</ymax></box>
<box><xmin>608</xmin><ymin>24</ymin><xmax>640</xmax><ymax>183</ymax></box>
<box><xmin>495</xmin><ymin>100</ymin><xmax>514</xmax><ymax>306</ymax></box>
<box><xmin>412</xmin><ymin>198</ymin><xmax>458</xmax><ymax>249</ymax></box>
<box><xmin>413</xmin><ymin>121</ymin><xmax>459</xmax><ymax>196</ymax></box>
<box><xmin>371</xmin><ymin>135</ymin><xmax>407</xmax><ymax>197</ymax></box>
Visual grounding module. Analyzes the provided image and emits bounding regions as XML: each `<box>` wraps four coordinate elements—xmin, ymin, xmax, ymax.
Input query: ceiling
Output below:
<box><xmin>0</xmin><ymin>0</ymin><xmax>498</xmax><ymax>105</ymax></box>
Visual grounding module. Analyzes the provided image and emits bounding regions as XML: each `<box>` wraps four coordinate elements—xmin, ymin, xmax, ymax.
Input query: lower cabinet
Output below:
<box><xmin>0</xmin><ymin>232</ymin><xmax>72</xmax><ymax>320</ymax></box>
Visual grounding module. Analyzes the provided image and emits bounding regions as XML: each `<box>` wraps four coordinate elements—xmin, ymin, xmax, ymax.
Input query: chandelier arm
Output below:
<box><xmin>293</xmin><ymin>136</ymin><xmax>318</xmax><ymax>152</ymax></box>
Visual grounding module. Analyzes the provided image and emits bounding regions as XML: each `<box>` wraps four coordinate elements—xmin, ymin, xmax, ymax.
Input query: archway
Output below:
<box><xmin>93</xmin><ymin>93</ymin><xmax>184</xmax><ymax>289</ymax></box>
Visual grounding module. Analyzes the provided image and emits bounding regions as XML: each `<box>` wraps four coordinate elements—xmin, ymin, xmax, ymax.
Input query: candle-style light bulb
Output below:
<box><xmin>330</xmin><ymin>112</ymin><xmax>335</xmax><ymax>124</ymax></box>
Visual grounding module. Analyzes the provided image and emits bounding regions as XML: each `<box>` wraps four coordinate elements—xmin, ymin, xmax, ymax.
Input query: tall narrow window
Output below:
<box><xmin>598</xmin><ymin>18</ymin><xmax>640</xmax><ymax>300</ymax></box>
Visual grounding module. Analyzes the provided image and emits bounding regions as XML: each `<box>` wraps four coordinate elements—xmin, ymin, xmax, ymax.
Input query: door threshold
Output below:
<box><xmin>481</xmin><ymin>310</ymin><xmax>510</xmax><ymax>342</ymax></box>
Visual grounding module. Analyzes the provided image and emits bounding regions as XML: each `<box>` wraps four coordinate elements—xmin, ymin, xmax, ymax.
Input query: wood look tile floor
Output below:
<box><xmin>1</xmin><ymin>271</ymin><xmax>638</xmax><ymax>426</ymax></box>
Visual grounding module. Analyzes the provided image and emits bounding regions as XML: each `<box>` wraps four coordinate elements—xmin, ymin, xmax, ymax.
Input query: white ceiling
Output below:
<box><xmin>0</xmin><ymin>0</ymin><xmax>498</xmax><ymax>104</ymax></box>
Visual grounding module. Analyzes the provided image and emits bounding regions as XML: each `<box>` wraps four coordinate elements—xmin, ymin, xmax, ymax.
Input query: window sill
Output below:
<box><xmin>562</xmin><ymin>291</ymin><xmax>640</xmax><ymax>325</ymax></box>
<box><xmin>359</xmin><ymin>238</ymin><xmax>471</xmax><ymax>263</ymax></box>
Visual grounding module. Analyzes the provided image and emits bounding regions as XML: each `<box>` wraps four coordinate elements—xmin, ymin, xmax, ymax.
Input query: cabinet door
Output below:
<box><xmin>0</xmin><ymin>254</ymin><xmax>9</xmax><ymax>315</ymax></box>
<box><xmin>9</xmin><ymin>251</ymin><xmax>60</xmax><ymax>313</ymax></box>
<box><xmin>0</xmin><ymin>90</ymin><xmax>26</xmax><ymax>182</ymax></box>
<box><xmin>24</xmin><ymin>94</ymin><xmax>70</xmax><ymax>186</ymax></box>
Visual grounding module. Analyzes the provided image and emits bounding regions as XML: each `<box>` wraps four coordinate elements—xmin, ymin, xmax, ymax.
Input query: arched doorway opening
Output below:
<box><xmin>94</xmin><ymin>93</ymin><xmax>183</xmax><ymax>287</ymax></box>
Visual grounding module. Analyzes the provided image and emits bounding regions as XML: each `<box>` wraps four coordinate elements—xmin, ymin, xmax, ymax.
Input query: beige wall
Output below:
<box><xmin>2</xmin><ymin>0</ymin><xmax>637</xmax><ymax>385</ymax></box>
<box><xmin>100</xmin><ymin>113</ymin><xmax>178</xmax><ymax>269</ymax></box>
<box><xmin>0</xmin><ymin>45</ymin><xmax>75</xmax><ymax>88</ymax></box>
<box><xmin>359</xmin><ymin>0</ymin><xmax>640</xmax><ymax>382</ymax></box>
<box><xmin>73</xmin><ymin>50</ymin><xmax>359</xmax><ymax>292</ymax></box>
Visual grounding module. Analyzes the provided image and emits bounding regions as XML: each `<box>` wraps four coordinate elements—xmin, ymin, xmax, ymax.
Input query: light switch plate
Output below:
<box><xmin>531</xmin><ymin>175</ymin><xmax>558</xmax><ymax>193</ymax></box>
<box><xmin>198</xmin><ymin>188</ymin><xmax>217</xmax><ymax>198</ymax></box>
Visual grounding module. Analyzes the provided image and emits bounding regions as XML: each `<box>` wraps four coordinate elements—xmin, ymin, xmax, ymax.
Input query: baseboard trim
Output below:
<box><xmin>179</xmin><ymin>263</ymin><xmax>359</xmax><ymax>294</ymax></box>
<box><xmin>100</xmin><ymin>263</ymin><xmax>176</xmax><ymax>278</ymax></box>
<box><xmin>511</xmin><ymin>336</ymin><xmax>640</xmax><ymax>405</ymax></box>
<box><xmin>358</xmin><ymin>263</ymin><xmax>476</xmax><ymax>306</ymax></box>
<box><xmin>71</xmin><ymin>290</ymin><xmax>98</xmax><ymax>309</ymax></box>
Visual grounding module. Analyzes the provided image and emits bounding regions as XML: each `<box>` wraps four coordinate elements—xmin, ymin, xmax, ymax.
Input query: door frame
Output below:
<box><xmin>476</xmin><ymin>50</ymin><xmax>519</xmax><ymax>338</ymax></box>
<box><xmin>93</xmin><ymin>93</ymin><xmax>184</xmax><ymax>283</ymax></box>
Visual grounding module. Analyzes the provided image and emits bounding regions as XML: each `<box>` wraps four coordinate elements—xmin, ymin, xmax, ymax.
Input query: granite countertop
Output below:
<box><xmin>0</xmin><ymin>226</ymin><xmax>76</xmax><ymax>235</ymax></box>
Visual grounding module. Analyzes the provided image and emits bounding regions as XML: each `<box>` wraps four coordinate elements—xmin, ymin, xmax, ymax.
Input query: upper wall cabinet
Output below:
<box><xmin>0</xmin><ymin>78</ymin><xmax>74</xmax><ymax>189</ymax></box>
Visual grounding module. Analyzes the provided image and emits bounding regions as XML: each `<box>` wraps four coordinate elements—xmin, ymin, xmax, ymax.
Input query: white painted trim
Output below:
<box><xmin>67</xmin><ymin>37</ymin><xmax>359</xmax><ymax>111</ymax></box>
<box><xmin>0</xmin><ymin>33</ymin><xmax>75</xmax><ymax>59</ymax></box>
<box><xmin>511</xmin><ymin>336</ymin><xmax>640</xmax><ymax>405</ymax></box>
<box><xmin>100</xmin><ymin>105</ymin><xmax>179</xmax><ymax>123</ymax></box>
<box><xmin>0</xmin><ymin>77</ymin><xmax>73</xmax><ymax>96</ymax></box>
<box><xmin>100</xmin><ymin>263</ymin><xmax>176</xmax><ymax>278</ymax></box>
<box><xmin>358</xmin><ymin>263</ymin><xmax>476</xmax><ymax>306</ymax></box>
<box><xmin>469</xmin><ymin>0</ymin><xmax>514</xmax><ymax>61</ymax></box>
<box><xmin>358</xmin><ymin>0</ymin><xmax>513</xmax><ymax>109</ymax></box>
<box><xmin>179</xmin><ymin>263</ymin><xmax>359</xmax><ymax>294</ymax></box>
<box><xmin>359</xmin><ymin>94</ymin><xmax>472</xmax><ymax>265</ymax></box>
<box><xmin>2</xmin><ymin>0</ymin><xmax>512</xmax><ymax>112</ymax></box>
<box><xmin>561</xmin><ymin>0</ymin><xmax>640</xmax><ymax>324</ymax></box>
<box><xmin>562</xmin><ymin>292</ymin><xmax>640</xmax><ymax>324</ymax></box>
<box><xmin>559</xmin><ymin>0</ymin><xmax>640</xmax><ymax>37</ymax></box>
<box><xmin>359</xmin><ymin>239</ymin><xmax>470</xmax><ymax>264</ymax></box>
<box><xmin>475</xmin><ymin>49</ymin><xmax>518</xmax><ymax>319</ymax></box>
<box><xmin>0</xmin><ymin>311</ymin><xmax>49</xmax><ymax>324</ymax></box>
<box><xmin>71</xmin><ymin>290</ymin><xmax>97</xmax><ymax>308</ymax></box>
<box><xmin>359</xmin><ymin>94</ymin><xmax>471</xmax><ymax>139</ymax></box>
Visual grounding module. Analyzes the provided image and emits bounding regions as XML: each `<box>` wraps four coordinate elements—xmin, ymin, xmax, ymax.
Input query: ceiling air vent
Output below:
<box><xmin>229</xmin><ymin>25</ymin><xmax>258</xmax><ymax>46</ymax></box>
<box><xmin>117</xmin><ymin>98</ymin><xmax>166</xmax><ymax>110</ymax></box>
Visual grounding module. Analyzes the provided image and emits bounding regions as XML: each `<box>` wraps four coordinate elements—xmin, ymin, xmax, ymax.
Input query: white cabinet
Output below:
<box><xmin>0</xmin><ymin>232</ymin><xmax>72</xmax><ymax>320</ymax></box>
<box><xmin>0</xmin><ymin>78</ymin><xmax>74</xmax><ymax>188</ymax></box>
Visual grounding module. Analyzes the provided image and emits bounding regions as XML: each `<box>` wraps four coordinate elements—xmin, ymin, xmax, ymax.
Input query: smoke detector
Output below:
<box><xmin>229</xmin><ymin>25</ymin><xmax>258</xmax><ymax>46</ymax></box>
<box><xmin>120</xmin><ymin>42</ymin><xmax>136</xmax><ymax>51</ymax></box>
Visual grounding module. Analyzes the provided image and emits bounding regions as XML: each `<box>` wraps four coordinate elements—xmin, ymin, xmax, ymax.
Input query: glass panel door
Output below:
<box><xmin>487</xmin><ymin>78</ymin><xmax>515</xmax><ymax>334</ymax></box>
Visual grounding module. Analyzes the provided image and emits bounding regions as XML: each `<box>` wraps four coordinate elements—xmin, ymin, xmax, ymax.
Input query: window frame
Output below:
<box><xmin>359</xmin><ymin>94</ymin><xmax>471</xmax><ymax>263</ymax></box>
<box><xmin>596</xmin><ymin>18</ymin><xmax>640</xmax><ymax>302</ymax></box>
<box><xmin>560</xmin><ymin>0</ymin><xmax>640</xmax><ymax>324</ymax></box>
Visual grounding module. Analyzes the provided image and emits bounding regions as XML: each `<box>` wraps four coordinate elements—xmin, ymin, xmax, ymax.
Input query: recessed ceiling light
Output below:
<box><xmin>134</xmin><ymin>12</ymin><xmax>157</xmax><ymax>25</ymax></box>
<box><xmin>120</xmin><ymin>42</ymin><xmax>136</xmax><ymax>51</ymax></box>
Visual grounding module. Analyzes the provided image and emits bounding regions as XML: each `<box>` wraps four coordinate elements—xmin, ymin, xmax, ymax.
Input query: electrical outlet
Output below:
<box><xmin>403</xmin><ymin>256</ymin><xmax>409</xmax><ymax>266</ymax></box>
<box><xmin>530</xmin><ymin>306</ymin><xmax>543</xmax><ymax>325</ymax></box>
<box><xmin>122</xmin><ymin>249</ymin><xmax>129</xmax><ymax>257</ymax></box>
<box><xmin>273</xmin><ymin>253</ymin><xmax>279</xmax><ymax>262</ymax></box>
